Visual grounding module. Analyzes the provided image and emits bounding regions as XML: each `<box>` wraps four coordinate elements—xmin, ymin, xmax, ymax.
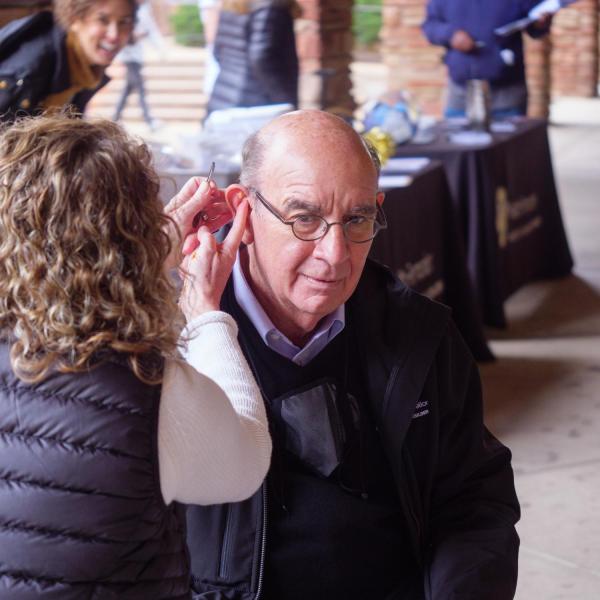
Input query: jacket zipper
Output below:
<box><xmin>219</xmin><ymin>505</ymin><xmax>235</xmax><ymax>579</ymax></box>
<box><xmin>254</xmin><ymin>484</ymin><xmax>268</xmax><ymax>600</ymax></box>
<box><xmin>383</xmin><ymin>363</ymin><xmax>425</xmax><ymax>569</ymax></box>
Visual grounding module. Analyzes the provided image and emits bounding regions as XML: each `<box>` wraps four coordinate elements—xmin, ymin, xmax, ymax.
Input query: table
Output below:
<box><xmin>394</xmin><ymin>119</ymin><xmax>574</xmax><ymax>327</ymax></box>
<box><xmin>370</xmin><ymin>161</ymin><xmax>493</xmax><ymax>361</ymax></box>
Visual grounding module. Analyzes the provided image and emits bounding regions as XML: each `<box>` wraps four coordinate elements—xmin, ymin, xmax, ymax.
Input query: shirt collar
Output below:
<box><xmin>232</xmin><ymin>253</ymin><xmax>345</xmax><ymax>366</ymax></box>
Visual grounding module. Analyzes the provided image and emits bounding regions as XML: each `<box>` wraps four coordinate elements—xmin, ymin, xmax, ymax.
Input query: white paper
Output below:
<box><xmin>448</xmin><ymin>131</ymin><xmax>493</xmax><ymax>146</ymax></box>
<box><xmin>381</xmin><ymin>157</ymin><xmax>430</xmax><ymax>173</ymax></box>
<box><xmin>378</xmin><ymin>175</ymin><xmax>413</xmax><ymax>189</ymax></box>
<box><xmin>490</xmin><ymin>121</ymin><xmax>517</xmax><ymax>133</ymax></box>
<box><xmin>529</xmin><ymin>0</ymin><xmax>561</xmax><ymax>19</ymax></box>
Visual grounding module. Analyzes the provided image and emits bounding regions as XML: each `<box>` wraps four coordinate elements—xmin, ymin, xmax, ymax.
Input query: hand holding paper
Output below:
<box><xmin>495</xmin><ymin>0</ymin><xmax>578</xmax><ymax>37</ymax></box>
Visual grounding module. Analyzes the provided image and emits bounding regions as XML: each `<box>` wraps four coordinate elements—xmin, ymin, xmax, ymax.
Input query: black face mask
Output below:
<box><xmin>273</xmin><ymin>378</ymin><xmax>359</xmax><ymax>478</ymax></box>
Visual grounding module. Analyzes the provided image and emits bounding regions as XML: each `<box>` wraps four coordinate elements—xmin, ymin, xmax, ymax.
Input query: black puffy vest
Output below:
<box><xmin>207</xmin><ymin>1</ymin><xmax>299</xmax><ymax>114</ymax></box>
<box><xmin>0</xmin><ymin>343</ymin><xmax>190</xmax><ymax>599</ymax></box>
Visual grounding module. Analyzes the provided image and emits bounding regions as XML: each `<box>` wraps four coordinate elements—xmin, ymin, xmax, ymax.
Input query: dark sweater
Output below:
<box><xmin>228</xmin><ymin>289</ymin><xmax>421</xmax><ymax>600</ymax></box>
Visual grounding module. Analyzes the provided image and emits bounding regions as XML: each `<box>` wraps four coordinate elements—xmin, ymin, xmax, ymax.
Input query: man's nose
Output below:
<box><xmin>314</xmin><ymin>223</ymin><xmax>349</xmax><ymax>263</ymax></box>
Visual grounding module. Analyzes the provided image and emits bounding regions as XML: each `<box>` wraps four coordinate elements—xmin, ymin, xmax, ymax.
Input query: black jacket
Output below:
<box><xmin>207</xmin><ymin>0</ymin><xmax>299</xmax><ymax>114</ymax></box>
<box><xmin>186</xmin><ymin>260</ymin><xmax>520</xmax><ymax>599</ymax></box>
<box><xmin>0</xmin><ymin>12</ymin><xmax>108</xmax><ymax>122</ymax></box>
<box><xmin>0</xmin><ymin>346</ymin><xmax>191</xmax><ymax>598</ymax></box>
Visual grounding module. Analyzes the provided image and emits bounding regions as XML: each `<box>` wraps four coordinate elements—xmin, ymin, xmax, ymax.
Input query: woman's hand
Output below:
<box><xmin>163</xmin><ymin>176</ymin><xmax>233</xmax><ymax>270</ymax></box>
<box><xmin>178</xmin><ymin>200</ymin><xmax>248</xmax><ymax>320</ymax></box>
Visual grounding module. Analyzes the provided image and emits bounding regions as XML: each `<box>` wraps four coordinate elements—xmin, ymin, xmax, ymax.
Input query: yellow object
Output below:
<box><xmin>363</xmin><ymin>127</ymin><xmax>396</xmax><ymax>166</ymax></box>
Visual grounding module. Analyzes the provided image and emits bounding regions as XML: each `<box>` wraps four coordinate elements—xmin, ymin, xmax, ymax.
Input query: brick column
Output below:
<box><xmin>380</xmin><ymin>0</ymin><xmax>446</xmax><ymax>117</ymax></box>
<box><xmin>550</xmin><ymin>0</ymin><xmax>599</xmax><ymax>97</ymax></box>
<box><xmin>296</xmin><ymin>0</ymin><xmax>355</xmax><ymax>112</ymax></box>
<box><xmin>525</xmin><ymin>36</ymin><xmax>552</xmax><ymax>118</ymax></box>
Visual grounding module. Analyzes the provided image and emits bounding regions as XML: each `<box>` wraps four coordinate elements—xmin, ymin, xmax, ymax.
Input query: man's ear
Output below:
<box><xmin>225</xmin><ymin>184</ymin><xmax>254</xmax><ymax>245</ymax></box>
<box><xmin>376</xmin><ymin>191</ymin><xmax>385</xmax><ymax>207</ymax></box>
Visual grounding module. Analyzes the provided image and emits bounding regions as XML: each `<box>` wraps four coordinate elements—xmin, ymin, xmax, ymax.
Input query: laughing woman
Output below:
<box><xmin>0</xmin><ymin>0</ymin><xmax>136</xmax><ymax>122</ymax></box>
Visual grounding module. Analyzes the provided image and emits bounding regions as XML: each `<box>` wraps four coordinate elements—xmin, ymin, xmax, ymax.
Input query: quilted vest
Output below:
<box><xmin>0</xmin><ymin>343</ymin><xmax>190</xmax><ymax>599</ymax></box>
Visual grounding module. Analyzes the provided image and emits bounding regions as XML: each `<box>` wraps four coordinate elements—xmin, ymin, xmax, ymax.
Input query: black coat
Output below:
<box><xmin>0</xmin><ymin>346</ymin><xmax>191</xmax><ymax>598</ymax></box>
<box><xmin>207</xmin><ymin>0</ymin><xmax>299</xmax><ymax>114</ymax></box>
<box><xmin>0</xmin><ymin>12</ymin><xmax>108</xmax><ymax>122</ymax></box>
<box><xmin>186</xmin><ymin>260</ymin><xmax>520</xmax><ymax>599</ymax></box>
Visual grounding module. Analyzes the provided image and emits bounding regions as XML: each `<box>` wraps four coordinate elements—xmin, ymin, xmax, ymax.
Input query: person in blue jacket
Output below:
<box><xmin>422</xmin><ymin>0</ymin><xmax>553</xmax><ymax>118</ymax></box>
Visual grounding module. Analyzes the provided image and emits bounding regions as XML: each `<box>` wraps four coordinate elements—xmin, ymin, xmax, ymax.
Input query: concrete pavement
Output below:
<box><xmin>481</xmin><ymin>97</ymin><xmax>600</xmax><ymax>599</ymax></box>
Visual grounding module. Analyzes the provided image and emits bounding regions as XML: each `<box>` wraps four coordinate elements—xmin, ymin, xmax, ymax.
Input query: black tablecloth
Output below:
<box><xmin>370</xmin><ymin>161</ymin><xmax>493</xmax><ymax>361</ymax></box>
<box><xmin>394</xmin><ymin>119</ymin><xmax>574</xmax><ymax>327</ymax></box>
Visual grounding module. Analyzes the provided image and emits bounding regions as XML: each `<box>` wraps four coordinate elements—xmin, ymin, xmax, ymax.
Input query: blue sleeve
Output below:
<box><xmin>422</xmin><ymin>0</ymin><xmax>456</xmax><ymax>47</ymax></box>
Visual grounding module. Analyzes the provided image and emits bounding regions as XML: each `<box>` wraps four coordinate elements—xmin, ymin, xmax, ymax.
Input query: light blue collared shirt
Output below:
<box><xmin>232</xmin><ymin>256</ymin><xmax>345</xmax><ymax>366</ymax></box>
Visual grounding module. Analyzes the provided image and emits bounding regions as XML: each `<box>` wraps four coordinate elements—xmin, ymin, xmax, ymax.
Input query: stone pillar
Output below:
<box><xmin>524</xmin><ymin>36</ymin><xmax>552</xmax><ymax>118</ymax></box>
<box><xmin>296</xmin><ymin>0</ymin><xmax>355</xmax><ymax>113</ymax></box>
<box><xmin>380</xmin><ymin>0</ymin><xmax>446</xmax><ymax>117</ymax></box>
<box><xmin>550</xmin><ymin>0</ymin><xmax>599</xmax><ymax>97</ymax></box>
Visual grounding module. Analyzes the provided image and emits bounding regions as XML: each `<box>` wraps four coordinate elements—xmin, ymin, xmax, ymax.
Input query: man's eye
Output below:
<box><xmin>294</xmin><ymin>214</ymin><xmax>320</xmax><ymax>225</ymax></box>
<box><xmin>346</xmin><ymin>216</ymin><xmax>368</xmax><ymax>226</ymax></box>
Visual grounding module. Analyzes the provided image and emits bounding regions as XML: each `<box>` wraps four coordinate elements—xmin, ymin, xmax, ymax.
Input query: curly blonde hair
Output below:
<box><xmin>0</xmin><ymin>115</ymin><xmax>182</xmax><ymax>383</ymax></box>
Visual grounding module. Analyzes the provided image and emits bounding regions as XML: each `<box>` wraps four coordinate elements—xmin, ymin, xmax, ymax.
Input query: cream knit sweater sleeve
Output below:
<box><xmin>158</xmin><ymin>311</ymin><xmax>271</xmax><ymax>506</ymax></box>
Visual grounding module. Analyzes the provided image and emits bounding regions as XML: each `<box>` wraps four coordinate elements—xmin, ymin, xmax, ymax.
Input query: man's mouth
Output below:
<box><xmin>302</xmin><ymin>274</ymin><xmax>344</xmax><ymax>286</ymax></box>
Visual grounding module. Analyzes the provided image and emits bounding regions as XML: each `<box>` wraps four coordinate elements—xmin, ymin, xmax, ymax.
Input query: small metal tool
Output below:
<box><xmin>192</xmin><ymin>162</ymin><xmax>216</xmax><ymax>228</ymax></box>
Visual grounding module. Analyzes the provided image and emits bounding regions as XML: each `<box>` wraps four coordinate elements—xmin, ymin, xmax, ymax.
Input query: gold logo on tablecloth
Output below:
<box><xmin>496</xmin><ymin>186</ymin><xmax>509</xmax><ymax>249</ymax></box>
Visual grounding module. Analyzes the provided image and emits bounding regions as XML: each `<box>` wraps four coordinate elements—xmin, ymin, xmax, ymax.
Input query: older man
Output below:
<box><xmin>185</xmin><ymin>110</ymin><xmax>520</xmax><ymax>599</ymax></box>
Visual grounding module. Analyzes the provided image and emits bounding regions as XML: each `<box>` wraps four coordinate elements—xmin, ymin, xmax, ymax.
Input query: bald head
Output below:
<box><xmin>240</xmin><ymin>110</ymin><xmax>380</xmax><ymax>190</ymax></box>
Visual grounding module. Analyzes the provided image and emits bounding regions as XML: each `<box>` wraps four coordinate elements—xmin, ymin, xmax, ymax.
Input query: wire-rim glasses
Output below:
<box><xmin>248</xmin><ymin>187</ymin><xmax>387</xmax><ymax>243</ymax></box>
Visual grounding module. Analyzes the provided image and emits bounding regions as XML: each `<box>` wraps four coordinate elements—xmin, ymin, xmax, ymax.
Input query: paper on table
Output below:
<box><xmin>448</xmin><ymin>131</ymin><xmax>493</xmax><ymax>146</ymax></box>
<box><xmin>378</xmin><ymin>174</ymin><xmax>413</xmax><ymax>189</ymax></box>
<box><xmin>490</xmin><ymin>121</ymin><xmax>517</xmax><ymax>133</ymax></box>
<box><xmin>381</xmin><ymin>157</ymin><xmax>430</xmax><ymax>173</ymax></box>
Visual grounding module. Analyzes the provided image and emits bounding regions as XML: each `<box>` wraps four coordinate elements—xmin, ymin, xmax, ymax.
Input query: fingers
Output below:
<box><xmin>221</xmin><ymin>199</ymin><xmax>249</xmax><ymax>255</ymax></box>
<box><xmin>182</xmin><ymin>232</ymin><xmax>200</xmax><ymax>256</ymax></box>
<box><xmin>165</xmin><ymin>176</ymin><xmax>202</xmax><ymax>213</ymax></box>
<box><xmin>167</xmin><ymin>178</ymin><xmax>222</xmax><ymax>232</ymax></box>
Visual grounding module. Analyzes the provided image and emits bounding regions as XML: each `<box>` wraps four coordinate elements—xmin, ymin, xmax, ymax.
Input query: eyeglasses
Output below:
<box><xmin>248</xmin><ymin>187</ymin><xmax>387</xmax><ymax>244</ymax></box>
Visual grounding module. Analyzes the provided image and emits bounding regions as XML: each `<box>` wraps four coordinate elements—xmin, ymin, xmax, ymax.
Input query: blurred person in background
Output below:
<box><xmin>0</xmin><ymin>0</ymin><xmax>137</xmax><ymax>122</ymax></box>
<box><xmin>0</xmin><ymin>114</ymin><xmax>271</xmax><ymax>597</ymax></box>
<box><xmin>207</xmin><ymin>0</ymin><xmax>299</xmax><ymax>115</ymax></box>
<box><xmin>198</xmin><ymin>0</ymin><xmax>220</xmax><ymax>97</ymax></box>
<box><xmin>113</xmin><ymin>0</ymin><xmax>164</xmax><ymax>130</ymax></box>
<box><xmin>422</xmin><ymin>0</ymin><xmax>553</xmax><ymax>118</ymax></box>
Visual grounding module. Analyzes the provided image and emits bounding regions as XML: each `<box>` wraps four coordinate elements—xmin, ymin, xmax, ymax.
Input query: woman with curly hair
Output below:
<box><xmin>0</xmin><ymin>0</ymin><xmax>136</xmax><ymax>121</ymax></box>
<box><xmin>0</xmin><ymin>114</ymin><xmax>271</xmax><ymax>597</ymax></box>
